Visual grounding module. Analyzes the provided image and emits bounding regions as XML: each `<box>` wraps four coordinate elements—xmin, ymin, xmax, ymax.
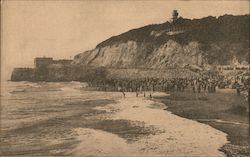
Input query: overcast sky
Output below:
<box><xmin>1</xmin><ymin>0</ymin><xmax>249</xmax><ymax>80</ymax></box>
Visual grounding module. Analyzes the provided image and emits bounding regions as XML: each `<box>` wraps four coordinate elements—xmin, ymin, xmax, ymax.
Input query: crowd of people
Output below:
<box><xmin>84</xmin><ymin>73</ymin><xmax>250</xmax><ymax>97</ymax></box>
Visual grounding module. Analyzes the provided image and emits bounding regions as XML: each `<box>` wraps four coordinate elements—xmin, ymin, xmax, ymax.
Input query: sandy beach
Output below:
<box><xmin>72</xmin><ymin>92</ymin><xmax>228</xmax><ymax>157</ymax></box>
<box><xmin>1</xmin><ymin>82</ymin><xmax>231</xmax><ymax>156</ymax></box>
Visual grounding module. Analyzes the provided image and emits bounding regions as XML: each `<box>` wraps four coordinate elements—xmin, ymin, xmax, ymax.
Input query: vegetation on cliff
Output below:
<box><xmin>97</xmin><ymin>15</ymin><xmax>249</xmax><ymax>47</ymax></box>
<box><xmin>74</xmin><ymin>14</ymin><xmax>249</xmax><ymax>68</ymax></box>
<box><xmin>11</xmin><ymin>14</ymin><xmax>250</xmax><ymax>81</ymax></box>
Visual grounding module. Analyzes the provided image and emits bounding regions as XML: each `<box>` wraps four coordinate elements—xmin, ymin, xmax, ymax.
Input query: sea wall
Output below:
<box><xmin>11</xmin><ymin>68</ymin><xmax>35</xmax><ymax>81</ymax></box>
<box><xmin>10</xmin><ymin>65</ymin><xmax>108</xmax><ymax>82</ymax></box>
<box><xmin>11</xmin><ymin>65</ymin><xmax>202</xmax><ymax>82</ymax></box>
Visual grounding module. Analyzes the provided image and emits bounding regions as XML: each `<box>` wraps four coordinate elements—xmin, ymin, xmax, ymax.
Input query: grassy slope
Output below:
<box><xmin>155</xmin><ymin>89</ymin><xmax>249</xmax><ymax>157</ymax></box>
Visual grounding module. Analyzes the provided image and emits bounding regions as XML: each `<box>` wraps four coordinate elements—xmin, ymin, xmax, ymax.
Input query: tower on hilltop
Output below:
<box><xmin>171</xmin><ymin>10</ymin><xmax>179</xmax><ymax>23</ymax></box>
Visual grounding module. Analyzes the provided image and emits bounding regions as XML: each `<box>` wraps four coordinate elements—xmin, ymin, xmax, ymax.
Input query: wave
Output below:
<box><xmin>9</xmin><ymin>89</ymin><xmax>26</xmax><ymax>94</ymax></box>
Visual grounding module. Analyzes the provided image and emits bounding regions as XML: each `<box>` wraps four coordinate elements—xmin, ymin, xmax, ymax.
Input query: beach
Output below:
<box><xmin>72</xmin><ymin>92</ymin><xmax>228</xmax><ymax>157</ymax></box>
<box><xmin>1</xmin><ymin>82</ymin><xmax>228</xmax><ymax>156</ymax></box>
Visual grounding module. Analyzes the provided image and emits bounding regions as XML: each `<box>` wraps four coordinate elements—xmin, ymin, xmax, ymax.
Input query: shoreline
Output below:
<box><xmin>153</xmin><ymin>90</ymin><xmax>249</xmax><ymax>157</ymax></box>
<box><xmin>72</xmin><ymin>92</ymin><xmax>228</xmax><ymax>157</ymax></box>
<box><xmin>2</xmin><ymin>81</ymin><xmax>247</xmax><ymax>156</ymax></box>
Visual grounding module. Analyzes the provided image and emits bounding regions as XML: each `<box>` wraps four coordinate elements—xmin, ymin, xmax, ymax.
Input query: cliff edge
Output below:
<box><xmin>73</xmin><ymin>14</ymin><xmax>249</xmax><ymax>69</ymax></box>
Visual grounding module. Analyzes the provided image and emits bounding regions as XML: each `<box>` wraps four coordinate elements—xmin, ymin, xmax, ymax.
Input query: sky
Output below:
<box><xmin>1</xmin><ymin>0</ymin><xmax>249</xmax><ymax>81</ymax></box>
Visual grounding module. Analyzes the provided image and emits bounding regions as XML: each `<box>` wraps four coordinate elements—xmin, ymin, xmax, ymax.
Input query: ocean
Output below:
<box><xmin>0</xmin><ymin>81</ymin><xmax>228</xmax><ymax>157</ymax></box>
<box><xmin>0</xmin><ymin>81</ymin><xmax>117</xmax><ymax>156</ymax></box>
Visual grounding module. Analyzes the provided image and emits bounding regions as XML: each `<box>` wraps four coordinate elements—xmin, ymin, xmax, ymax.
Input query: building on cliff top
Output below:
<box><xmin>34</xmin><ymin>57</ymin><xmax>53</xmax><ymax>68</ymax></box>
<box><xmin>171</xmin><ymin>10</ymin><xmax>179</xmax><ymax>23</ymax></box>
<box><xmin>53</xmin><ymin>59</ymin><xmax>73</xmax><ymax>65</ymax></box>
<box><xmin>34</xmin><ymin>57</ymin><xmax>72</xmax><ymax>68</ymax></box>
<box><xmin>165</xmin><ymin>10</ymin><xmax>187</xmax><ymax>35</ymax></box>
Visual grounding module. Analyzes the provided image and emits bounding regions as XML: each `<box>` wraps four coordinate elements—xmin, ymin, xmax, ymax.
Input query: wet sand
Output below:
<box><xmin>72</xmin><ymin>92</ymin><xmax>228</xmax><ymax>157</ymax></box>
<box><xmin>1</xmin><ymin>82</ymin><xmax>229</xmax><ymax>156</ymax></box>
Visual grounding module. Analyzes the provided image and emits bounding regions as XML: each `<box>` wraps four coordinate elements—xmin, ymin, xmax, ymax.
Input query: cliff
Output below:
<box><xmin>11</xmin><ymin>14</ymin><xmax>250</xmax><ymax>82</ymax></box>
<box><xmin>73</xmin><ymin>14</ymin><xmax>249</xmax><ymax>69</ymax></box>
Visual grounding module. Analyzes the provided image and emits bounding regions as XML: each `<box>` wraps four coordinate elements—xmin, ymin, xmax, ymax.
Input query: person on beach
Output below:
<box><xmin>191</xmin><ymin>79</ymin><xmax>196</xmax><ymax>93</ymax></box>
<box><xmin>149</xmin><ymin>83</ymin><xmax>154</xmax><ymax>99</ymax></box>
<box><xmin>121</xmin><ymin>89</ymin><xmax>126</xmax><ymax>98</ymax></box>
<box><xmin>136</xmin><ymin>87</ymin><xmax>139</xmax><ymax>97</ymax></box>
<box><xmin>118</xmin><ymin>86</ymin><xmax>126</xmax><ymax>98</ymax></box>
<box><xmin>235</xmin><ymin>81</ymin><xmax>241</xmax><ymax>96</ymax></box>
<box><xmin>197</xmin><ymin>80</ymin><xmax>201</xmax><ymax>93</ymax></box>
<box><xmin>149</xmin><ymin>92</ymin><xmax>152</xmax><ymax>99</ymax></box>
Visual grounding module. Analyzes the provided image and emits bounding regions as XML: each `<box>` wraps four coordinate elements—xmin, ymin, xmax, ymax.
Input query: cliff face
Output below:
<box><xmin>73</xmin><ymin>14</ymin><xmax>249</xmax><ymax>68</ymax></box>
<box><xmin>73</xmin><ymin>40</ymin><xmax>204</xmax><ymax>68</ymax></box>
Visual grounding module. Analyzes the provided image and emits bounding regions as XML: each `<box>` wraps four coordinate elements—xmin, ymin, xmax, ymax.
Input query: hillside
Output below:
<box><xmin>73</xmin><ymin>14</ymin><xmax>249</xmax><ymax>69</ymax></box>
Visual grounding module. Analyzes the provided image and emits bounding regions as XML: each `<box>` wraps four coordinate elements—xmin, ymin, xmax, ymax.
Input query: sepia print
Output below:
<box><xmin>1</xmin><ymin>0</ymin><xmax>249</xmax><ymax>157</ymax></box>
